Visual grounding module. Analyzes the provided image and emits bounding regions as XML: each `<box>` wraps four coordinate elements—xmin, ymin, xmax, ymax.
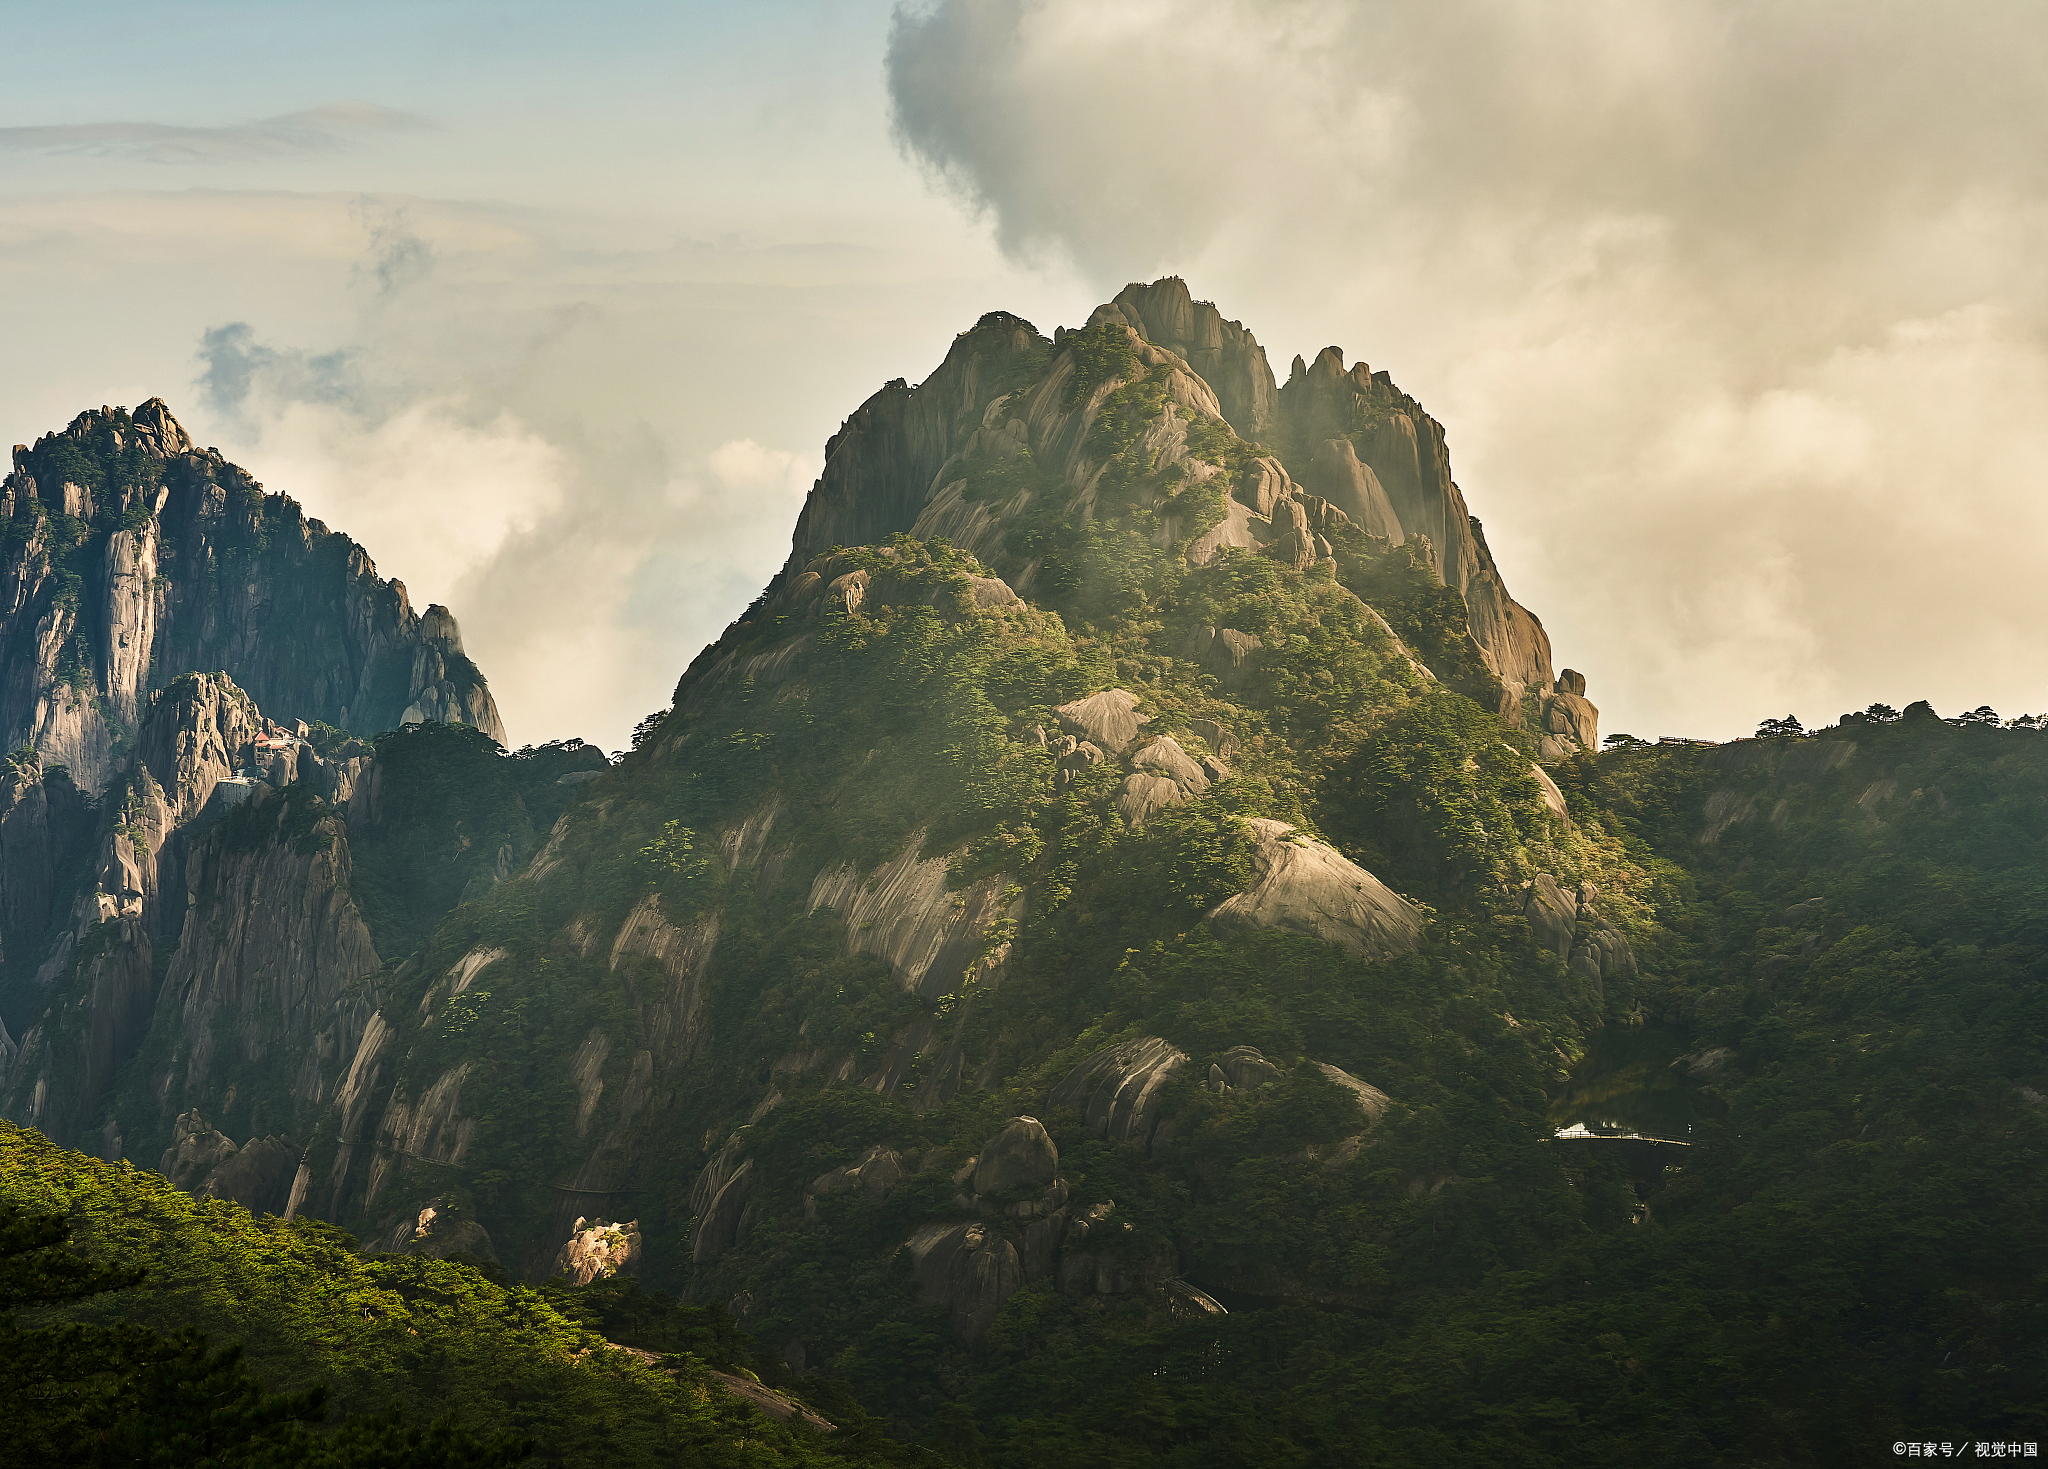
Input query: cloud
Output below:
<box><xmin>886</xmin><ymin>0</ymin><xmax>2048</xmax><ymax>735</ymax></box>
<box><xmin>20</xmin><ymin>187</ymin><xmax>1067</xmax><ymax>751</ymax></box>
<box><xmin>0</xmin><ymin>102</ymin><xmax>432</xmax><ymax>165</ymax></box>
<box><xmin>197</xmin><ymin>323</ymin><xmax>358</xmax><ymax>419</ymax></box>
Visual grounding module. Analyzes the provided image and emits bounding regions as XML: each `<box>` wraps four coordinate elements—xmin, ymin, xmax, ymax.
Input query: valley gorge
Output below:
<box><xmin>2</xmin><ymin>278</ymin><xmax>2042</xmax><ymax>1467</ymax></box>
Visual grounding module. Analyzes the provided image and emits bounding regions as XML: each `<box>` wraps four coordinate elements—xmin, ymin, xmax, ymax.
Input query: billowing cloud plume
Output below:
<box><xmin>0</xmin><ymin>103</ymin><xmax>432</xmax><ymax>165</ymax></box>
<box><xmin>888</xmin><ymin>0</ymin><xmax>2048</xmax><ymax>735</ymax></box>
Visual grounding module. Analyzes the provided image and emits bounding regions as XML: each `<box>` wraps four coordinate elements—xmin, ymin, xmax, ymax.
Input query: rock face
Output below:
<box><xmin>808</xmin><ymin>833</ymin><xmax>1018</xmax><ymax>998</ymax></box>
<box><xmin>908</xmin><ymin>1221</ymin><xmax>1023</xmax><ymax>1342</ymax></box>
<box><xmin>554</xmin><ymin>1217</ymin><xmax>642</xmax><ymax>1286</ymax></box>
<box><xmin>1055</xmin><ymin>689</ymin><xmax>1149</xmax><ymax>755</ymax></box>
<box><xmin>1522</xmin><ymin>874</ymin><xmax>1639</xmax><ymax>997</ymax></box>
<box><xmin>972</xmin><ymin>1116</ymin><xmax>1059</xmax><ymax>1195</ymax></box>
<box><xmin>1048</xmin><ymin>1036</ymin><xmax>1188</xmax><ymax>1148</ymax></box>
<box><xmin>150</xmin><ymin>791</ymin><xmax>383</xmax><ymax>1136</ymax></box>
<box><xmin>0</xmin><ymin>754</ymin><xmax>90</xmax><ymax>971</ymax></box>
<box><xmin>158</xmin><ymin>1110</ymin><xmax>299</xmax><ymax>1214</ymax></box>
<box><xmin>1272</xmin><ymin>340</ymin><xmax>1560</xmax><ymax>711</ymax></box>
<box><xmin>1</xmin><ymin>670</ymin><xmax>384</xmax><ymax>1155</ymax></box>
<box><xmin>0</xmin><ymin>401</ymin><xmax>503</xmax><ymax>794</ymax></box>
<box><xmin>721</xmin><ymin>281</ymin><xmax>1590</xmax><ymax>743</ymax></box>
<box><xmin>1207</xmin><ymin>819</ymin><xmax>1424</xmax><ymax>961</ymax></box>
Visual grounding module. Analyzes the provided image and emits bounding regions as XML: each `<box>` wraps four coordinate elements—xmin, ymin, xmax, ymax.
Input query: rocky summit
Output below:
<box><xmin>0</xmin><ymin>399</ymin><xmax>502</xmax><ymax>794</ymax></box>
<box><xmin>1</xmin><ymin>280</ymin><xmax>2042</xmax><ymax>1467</ymax></box>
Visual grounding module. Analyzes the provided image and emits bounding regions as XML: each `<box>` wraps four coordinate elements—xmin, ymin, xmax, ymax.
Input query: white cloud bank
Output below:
<box><xmin>888</xmin><ymin>0</ymin><xmax>2048</xmax><ymax>736</ymax></box>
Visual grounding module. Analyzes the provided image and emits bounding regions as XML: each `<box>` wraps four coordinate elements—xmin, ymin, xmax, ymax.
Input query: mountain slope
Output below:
<box><xmin>260</xmin><ymin>280</ymin><xmax>1647</xmax><ymax>1389</ymax></box>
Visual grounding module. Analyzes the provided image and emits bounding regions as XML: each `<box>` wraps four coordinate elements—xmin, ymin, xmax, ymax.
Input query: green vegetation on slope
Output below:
<box><xmin>0</xmin><ymin>1125</ymin><xmax>961</xmax><ymax>1467</ymax></box>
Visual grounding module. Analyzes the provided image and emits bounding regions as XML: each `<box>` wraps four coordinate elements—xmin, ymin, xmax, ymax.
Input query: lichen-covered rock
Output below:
<box><xmin>1206</xmin><ymin>819</ymin><xmax>1423</xmax><ymax>961</ymax></box>
<box><xmin>1048</xmin><ymin>1036</ymin><xmax>1187</xmax><ymax>1146</ymax></box>
<box><xmin>972</xmin><ymin>1117</ymin><xmax>1059</xmax><ymax>1195</ymax></box>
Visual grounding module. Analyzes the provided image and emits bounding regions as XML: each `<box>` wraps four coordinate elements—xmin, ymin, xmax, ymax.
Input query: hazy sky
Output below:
<box><xmin>4</xmin><ymin>0</ymin><xmax>2045</xmax><ymax>748</ymax></box>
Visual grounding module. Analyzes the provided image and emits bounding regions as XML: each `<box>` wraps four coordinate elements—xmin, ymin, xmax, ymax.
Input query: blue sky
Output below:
<box><xmin>5</xmin><ymin>0</ymin><xmax>2046</xmax><ymax>747</ymax></box>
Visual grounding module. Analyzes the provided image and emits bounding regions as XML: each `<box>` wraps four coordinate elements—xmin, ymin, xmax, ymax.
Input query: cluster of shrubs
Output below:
<box><xmin>1604</xmin><ymin>700</ymin><xmax>2047</xmax><ymax>749</ymax></box>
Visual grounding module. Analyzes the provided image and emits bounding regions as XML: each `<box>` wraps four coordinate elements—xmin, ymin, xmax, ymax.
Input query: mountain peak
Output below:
<box><xmin>0</xmin><ymin>401</ymin><xmax>505</xmax><ymax>790</ymax></box>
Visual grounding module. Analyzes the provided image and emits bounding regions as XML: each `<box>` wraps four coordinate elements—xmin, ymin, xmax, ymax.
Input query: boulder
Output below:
<box><xmin>1055</xmin><ymin>689</ymin><xmax>1149</xmax><ymax>754</ymax></box>
<box><xmin>1206</xmin><ymin>819</ymin><xmax>1423</xmax><ymax>961</ymax></box>
<box><xmin>1542</xmin><ymin>691</ymin><xmax>1600</xmax><ymax>749</ymax></box>
<box><xmin>1181</xmin><ymin>626</ymin><xmax>1264</xmax><ymax>687</ymax></box>
<box><xmin>159</xmin><ymin>1110</ymin><xmax>240</xmax><ymax>1191</ymax></box>
<box><xmin>199</xmin><ymin>1135</ymin><xmax>299</xmax><ymax>1215</ymax></box>
<box><xmin>1528</xmin><ymin>758</ymin><xmax>1569</xmax><ymax>821</ymax></box>
<box><xmin>1185</xmin><ymin>498</ymin><xmax>1260</xmax><ymax>566</ymax></box>
<box><xmin>1117</xmin><ymin>735</ymin><xmax>1214</xmax><ymax>825</ymax></box>
<box><xmin>972</xmin><ymin>1117</ymin><xmax>1059</xmax><ymax>1195</ymax></box>
<box><xmin>1524</xmin><ymin>875</ymin><xmax>1638</xmax><ymax>997</ymax></box>
<box><xmin>1234</xmin><ymin>456</ymin><xmax>1291</xmax><ymax>516</ymax></box>
<box><xmin>554</xmin><ymin>1217</ymin><xmax>641</xmax><ymax>1286</ymax></box>
<box><xmin>1217</xmin><ymin>1045</ymin><xmax>1283</xmax><ymax>1089</ymax></box>
<box><xmin>907</xmin><ymin>1221</ymin><xmax>1023</xmax><ymax>1341</ymax></box>
<box><xmin>812</xmin><ymin>1143</ymin><xmax>909</xmax><ymax>1199</ymax></box>
<box><xmin>1313</xmin><ymin>1061</ymin><xmax>1392</xmax><ymax>1126</ymax></box>
<box><xmin>1117</xmin><ymin>774</ymin><xmax>1186</xmax><ymax>827</ymax></box>
<box><xmin>1048</xmin><ymin>1035</ymin><xmax>1188</xmax><ymax>1146</ymax></box>
<box><xmin>1130</xmin><ymin>735</ymin><xmax>1209</xmax><ymax>793</ymax></box>
<box><xmin>1190</xmin><ymin>717</ymin><xmax>1239</xmax><ymax>759</ymax></box>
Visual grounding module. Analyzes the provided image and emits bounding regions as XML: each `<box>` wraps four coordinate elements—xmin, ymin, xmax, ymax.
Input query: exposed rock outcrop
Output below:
<box><xmin>1048</xmin><ymin>1036</ymin><xmax>1188</xmax><ymax>1148</ymax></box>
<box><xmin>158</xmin><ymin>1110</ymin><xmax>299</xmax><ymax>1214</ymax></box>
<box><xmin>0</xmin><ymin>402</ymin><xmax>503</xmax><ymax>794</ymax></box>
<box><xmin>1206</xmin><ymin>819</ymin><xmax>1424</xmax><ymax>961</ymax></box>
<box><xmin>908</xmin><ymin>1221</ymin><xmax>1022</xmax><ymax>1342</ymax></box>
<box><xmin>0</xmin><ymin>754</ymin><xmax>89</xmax><ymax>970</ymax></box>
<box><xmin>1055</xmin><ymin>689</ymin><xmax>1149</xmax><ymax>755</ymax></box>
<box><xmin>610</xmin><ymin>898</ymin><xmax>720</xmax><ymax>1064</ymax></box>
<box><xmin>808</xmin><ymin>833</ymin><xmax>1017</xmax><ymax>998</ymax></box>
<box><xmin>811</xmin><ymin>1143</ymin><xmax>909</xmax><ymax>1202</ymax></box>
<box><xmin>554</xmin><ymin>1217</ymin><xmax>641</xmax><ymax>1286</ymax></box>
<box><xmin>972</xmin><ymin>1117</ymin><xmax>1059</xmax><ymax>1195</ymax></box>
<box><xmin>1522</xmin><ymin>874</ymin><xmax>1639</xmax><ymax>997</ymax></box>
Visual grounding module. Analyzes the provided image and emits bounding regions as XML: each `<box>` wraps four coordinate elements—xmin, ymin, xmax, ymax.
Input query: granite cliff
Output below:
<box><xmin>0</xmin><ymin>400</ymin><xmax>502</xmax><ymax>794</ymax></box>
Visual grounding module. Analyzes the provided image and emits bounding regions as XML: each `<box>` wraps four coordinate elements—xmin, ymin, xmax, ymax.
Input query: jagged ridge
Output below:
<box><xmin>1</xmin><ymin>399</ymin><xmax>503</xmax><ymax>793</ymax></box>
